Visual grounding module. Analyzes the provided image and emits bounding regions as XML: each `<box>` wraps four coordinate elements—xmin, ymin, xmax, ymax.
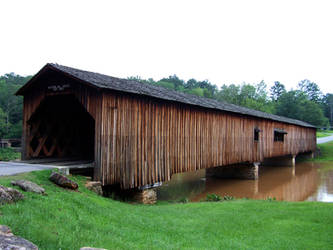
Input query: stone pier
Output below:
<box><xmin>206</xmin><ymin>162</ymin><xmax>260</xmax><ymax>180</ymax></box>
<box><xmin>133</xmin><ymin>189</ymin><xmax>157</xmax><ymax>204</ymax></box>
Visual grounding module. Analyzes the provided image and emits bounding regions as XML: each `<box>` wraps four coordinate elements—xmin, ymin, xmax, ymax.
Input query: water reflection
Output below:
<box><xmin>156</xmin><ymin>162</ymin><xmax>333</xmax><ymax>202</ymax></box>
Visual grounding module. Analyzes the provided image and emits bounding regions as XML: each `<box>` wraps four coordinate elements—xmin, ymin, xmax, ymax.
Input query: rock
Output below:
<box><xmin>11</xmin><ymin>180</ymin><xmax>45</xmax><ymax>194</ymax></box>
<box><xmin>49</xmin><ymin>172</ymin><xmax>78</xmax><ymax>190</ymax></box>
<box><xmin>0</xmin><ymin>225</ymin><xmax>38</xmax><ymax>249</ymax></box>
<box><xmin>85</xmin><ymin>181</ymin><xmax>103</xmax><ymax>195</ymax></box>
<box><xmin>0</xmin><ymin>185</ymin><xmax>24</xmax><ymax>205</ymax></box>
<box><xmin>0</xmin><ymin>225</ymin><xmax>13</xmax><ymax>235</ymax></box>
<box><xmin>80</xmin><ymin>247</ymin><xmax>107</xmax><ymax>250</ymax></box>
<box><xmin>133</xmin><ymin>189</ymin><xmax>157</xmax><ymax>204</ymax></box>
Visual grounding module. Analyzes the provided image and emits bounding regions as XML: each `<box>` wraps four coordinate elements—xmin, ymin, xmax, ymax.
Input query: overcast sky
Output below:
<box><xmin>1</xmin><ymin>0</ymin><xmax>332</xmax><ymax>93</ymax></box>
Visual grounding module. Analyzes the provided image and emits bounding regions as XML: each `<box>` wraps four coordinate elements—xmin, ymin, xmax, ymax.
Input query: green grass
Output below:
<box><xmin>0</xmin><ymin>148</ymin><xmax>21</xmax><ymax>161</ymax></box>
<box><xmin>313</xmin><ymin>141</ymin><xmax>333</xmax><ymax>162</ymax></box>
<box><xmin>316</xmin><ymin>130</ymin><xmax>333</xmax><ymax>138</ymax></box>
<box><xmin>0</xmin><ymin>170</ymin><xmax>333</xmax><ymax>249</ymax></box>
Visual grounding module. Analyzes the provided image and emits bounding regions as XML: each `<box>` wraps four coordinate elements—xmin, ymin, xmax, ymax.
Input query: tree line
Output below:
<box><xmin>0</xmin><ymin>73</ymin><xmax>31</xmax><ymax>139</ymax></box>
<box><xmin>0</xmin><ymin>72</ymin><xmax>332</xmax><ymax>139</ymax></box>
<box><xmin>130</xmin><ymin>75</ymin><xmax>332</xmax><ymax>128</ymax></box>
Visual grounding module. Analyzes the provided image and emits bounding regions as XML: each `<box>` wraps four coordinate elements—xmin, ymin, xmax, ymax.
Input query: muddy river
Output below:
<box><xmin>157</xmin><ymin>162</ymin><xmax>333</xmax><ymax>202</ymax></box>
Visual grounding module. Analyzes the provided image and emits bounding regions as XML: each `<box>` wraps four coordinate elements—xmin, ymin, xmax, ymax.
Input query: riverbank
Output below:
<box><xmin>0</xmin><ymin>142</ymin><xmax>332</xmax><ymax>249</ymax></box>
<box><xmin>0</xmin><ymin>169</ymin><xmax>332</xmax><ymax>249</ymax></box>
<box><xmin>314</xmin><ymin>141</ymin><xmax>333</xmax><ymax>162</ymax></box>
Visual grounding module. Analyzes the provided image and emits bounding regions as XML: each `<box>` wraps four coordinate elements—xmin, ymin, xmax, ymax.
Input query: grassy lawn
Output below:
<box><xmin>0</xmin><ymin>170</ymin><xmax>332</xmax><ymax>249</ymax></box>
<box><xmin>316</xmin><ymin>130</ymin><xmax>333</xmax><ymax>138</ymax></box>
<box><xmin>313</xmin><ymin>141</ymin><xmax>333</xmax><ymax>162</ymax></box>
<box><xmin>0</xmin><ymin>148</ymin><xmax>21</xmax><ymax>161</ymax></box>
<box><xmin>0</xmin><ymin>142</ymin><xmax>333</xmax><ymax>249</ymax></box>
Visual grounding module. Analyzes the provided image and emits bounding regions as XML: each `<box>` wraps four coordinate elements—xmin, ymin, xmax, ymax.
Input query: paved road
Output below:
<box><xmin>317</xmin><ymin>135</ymin><xmax>333</xmax><ymax>144</ymax></box>
<box><xmin>0</xmin><ymin>161</ymin><xmax>54</xmax><ymax>176</ymax></box>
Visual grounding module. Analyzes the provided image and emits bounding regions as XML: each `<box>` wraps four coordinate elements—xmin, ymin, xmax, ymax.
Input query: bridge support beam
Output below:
<box><xmin>206</xmin><ymin>162</ymin><xmax>260</xmax><ymax>180</ymax></box>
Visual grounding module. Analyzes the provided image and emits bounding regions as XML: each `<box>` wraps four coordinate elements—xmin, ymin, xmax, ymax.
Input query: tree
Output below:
<box><xmin>270</xmin><ymin>81</ymin><xmax>286</xmax><ymax>101</ymax></box>
<box><xmin>0</xmin><ymin>73</ymin><xmax>29</xmax><ymax>138</ymax></box>
<box><xmin>0</xmin><ymin>107</ymin><xmax>6</xmax><ymax>138</ymax></box>
<box><xmin>217</xmin><ymin>84</ymin><xmax>241</xmax><ymax>105</ymax></box>
<box><xmin>159</xmin><ymin>75</ymin><xmax>184</xmax><ymax>90</ymax></box>
<box><xmin>299</xmin><ymin>99</ymin><xmax>328</xmax><ymax>127</ymax></box>
<box><xmin>276</xmin><ymin>90</ymin><xmax>328</xmax><ymax>127</ymax></box>
<box><xmin>187</xmin><ymin>87</ymin><xmax>205</xmax><ymax>97</ymax></box>
<box><xmin>156</xmin><ymin>81</ymin><xmax>175</xmax><ymax>90</ymax></box>
<box><xmin>322</xmin><ymin>93</ymin><xmax>333</xmax><ymax>126</ymax></box>
<box><xmin>298</xmin><ymin>79</ymin><xmax>322</xmax><ymax>103</ymax></box>
<box><xmin>185</xmin><ymin>79</ymin><xmax>197</xmax><ymax>89</ymax></box>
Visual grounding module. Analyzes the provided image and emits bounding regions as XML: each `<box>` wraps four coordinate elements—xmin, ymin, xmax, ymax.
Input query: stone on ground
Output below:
<box><xmin>49</xmin><ymin>172</ymin><xmax>78</xmax><ymax>190</ymax></box>
<box><xmin>85</xmin><ymin>181</ymin><xmax>103</xmax><ymax>195</ymax></box>
<box><xmin>11</xmin><ymin>180</ymin><xmax>45</xmax><ymax>194</ymax></box>
<box><xmin>0</xmin><ymin>225</ymin><xmax>38</xmax><ymax>249</ymax></box>
<box><xmin>0</xmin><ymin>185</ymin><xmax>24</xmax><ymax>205</ymax></box>
<box><xmin>133</xmin><ymin>189</ymin><xmax>157</xmax><ymax>204</ymax></box>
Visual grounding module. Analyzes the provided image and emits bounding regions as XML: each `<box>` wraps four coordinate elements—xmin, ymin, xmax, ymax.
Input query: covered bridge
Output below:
<box><xmin>16</xmin><ymin>64</ymin><xmax>316</xmax><ymax>189</ymax></box>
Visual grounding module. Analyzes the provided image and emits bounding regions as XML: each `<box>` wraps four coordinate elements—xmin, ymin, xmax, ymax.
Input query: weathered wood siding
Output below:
<box><xmin>98</xmin><ymin>91</ymin><xmax>316</xmax><ymax>188</ymax></box>
<box><xmin>21</xmin><ymin>71</ymin><xmax>316</xmax><ymax>189</ymax></box>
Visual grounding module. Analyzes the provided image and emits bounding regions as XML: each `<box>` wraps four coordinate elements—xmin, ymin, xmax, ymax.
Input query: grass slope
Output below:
<box><xmin>314</xmin><ymin>141</ymin><xmax>333</xmax><ymax>162</ymax></box>
<box><xmin>0</xmin><ymin>170</ymin><xmax>333</xmax><ymax>249</ymax></box>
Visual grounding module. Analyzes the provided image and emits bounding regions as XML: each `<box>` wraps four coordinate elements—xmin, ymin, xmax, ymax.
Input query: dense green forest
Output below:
<box><xmin>0</xmin><ymin>73</ymin><xmax>31</xmax><ymax>139</ymax></box>
<box><xmin>0</xmin><ymin>72</ymin><xmax>332</xmax><ymax>139</ymax></box>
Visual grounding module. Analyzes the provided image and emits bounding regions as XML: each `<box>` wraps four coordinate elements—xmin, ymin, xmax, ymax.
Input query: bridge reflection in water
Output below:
<box><xmin>157</xmin><ymin>162</ymin><xmax>333</xmax><ymax>202</ymax></box>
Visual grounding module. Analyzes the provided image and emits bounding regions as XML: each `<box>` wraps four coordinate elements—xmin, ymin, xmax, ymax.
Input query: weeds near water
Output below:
<box><xmin>179</xmin><ymin>197</ymin><xmax>189</xmax><ymax>203</ymax></box>
<box><xmin>204</xmin><ymin>193</ymin><xmax>235</xmax><ymax>202</ymax></box>
<box><xmin>205</xmin><ymin>193</ymin><xmax>222</xmax><ymax>201</ymax></box>
<box><xmin>223</xmin><ymin>195</ymin><xmax>235</xmax><ymax>201</ymax></box>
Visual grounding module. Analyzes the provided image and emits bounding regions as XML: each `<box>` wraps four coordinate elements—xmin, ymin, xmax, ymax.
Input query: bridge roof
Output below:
<box><xmin>17</xmin><ymin>63</ymin><xmax>316</xmax><ymax>128</ymax></box>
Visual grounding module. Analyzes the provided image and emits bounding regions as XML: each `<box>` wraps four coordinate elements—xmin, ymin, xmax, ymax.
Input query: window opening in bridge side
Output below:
<box><xmin>274</xmin><ymin>128</ymin><xmax>287</xmax><ymax>142</ymax></box>
<box><xmin>254</xmin><ymin>127</ymin><xmax>260</xmax><ymax>141</ymax></box>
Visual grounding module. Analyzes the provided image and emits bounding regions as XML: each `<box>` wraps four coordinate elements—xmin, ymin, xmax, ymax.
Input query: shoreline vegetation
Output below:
<box><xmin>0</xmin><ymin>142</ymin><xmax>332</xmax><ymax>249</ymax></box>
<box><xmin>314</xmin><ymin>141</ymin><xmax>333</xmax><ymax>162</ymax></box>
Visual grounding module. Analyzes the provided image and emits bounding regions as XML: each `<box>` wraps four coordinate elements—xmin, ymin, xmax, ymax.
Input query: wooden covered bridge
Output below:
<box><xmin>16</xmin><ymin>64</ymin><xmax>316</xmax><ymax>190</ymax></box>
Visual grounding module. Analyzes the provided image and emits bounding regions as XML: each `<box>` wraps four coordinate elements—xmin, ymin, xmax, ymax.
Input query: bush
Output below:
<box><xmin>179</xmin><ymin>197</ymin><xmax>189</xmax><ymax>203</ymax></box>
<box><xmin>223</xmin><ymin>195</ymin><xmax>235</xmax><ymax>201</ymax></box>
<box><xmin>266</xmin><ymin>197</ymin><xmax>277</xmax><ymax>202</ymax></box>
<box><xmin>0</xmin><ymin>148</ymin><xmax>21</xmax><ymax>161</ymax></box>
<box><xmin>205</xmin><ymin>193</ymin><xmax>222</xmax><ymax>202</ymax></box>
<box><xmin>204</xmin><ymin>194</ymin><xmax>235</xmax><ymax>202</ymax></box>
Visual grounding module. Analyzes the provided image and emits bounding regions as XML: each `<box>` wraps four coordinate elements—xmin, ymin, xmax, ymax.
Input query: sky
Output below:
<box><xmin>1</xmin><ymin>0</ymin><xmax>332</xmax><ymax>93</ymax></box>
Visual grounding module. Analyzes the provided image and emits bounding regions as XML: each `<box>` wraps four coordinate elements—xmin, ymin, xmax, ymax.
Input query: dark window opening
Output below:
<box><xmin>254</xmin><ymin>128</ymin><xmax>260</xmax><ymax>141</ymax></box>
<box><xmin>274</xmin><ymin>129</ymin><xmax>287</xmax><ymax>142</ymax></box>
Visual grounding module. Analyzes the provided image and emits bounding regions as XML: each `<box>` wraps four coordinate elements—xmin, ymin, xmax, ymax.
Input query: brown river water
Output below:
<box><xmin>156</xmin><ymin>162</ymin><xmax>333</xmax><ymax>202</ymax></box>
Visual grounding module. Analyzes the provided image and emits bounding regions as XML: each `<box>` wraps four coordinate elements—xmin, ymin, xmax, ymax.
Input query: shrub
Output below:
<box><xmin>179</xmin><ymin>197</ymin><xmax>189</xmax><ymax>203</ymax></box>
<box><xmin>205</xmin><ymin>193</ymin><xmax>222</xmax><ymax>202</ymax></box>
<box><xmin>0</xmin><ymin>148</ymin><xmax>21</xmax><ymax>161</ymax></box>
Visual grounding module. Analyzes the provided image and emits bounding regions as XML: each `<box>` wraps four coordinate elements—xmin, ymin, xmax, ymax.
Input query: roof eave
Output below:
<box><xmin>16</xmin><ymin>63</ymin><xmax>100</xmax><ymax>96</ymax></box>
